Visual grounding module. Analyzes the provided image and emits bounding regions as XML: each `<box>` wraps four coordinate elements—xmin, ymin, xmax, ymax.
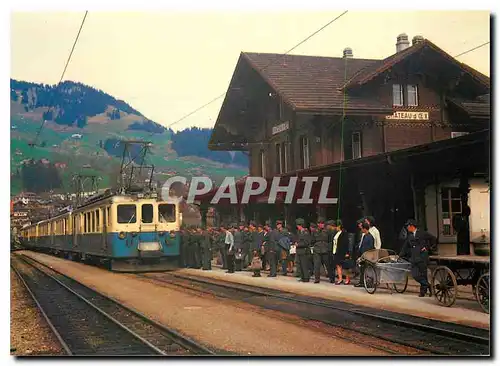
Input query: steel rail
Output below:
<box><xmin>18</xmin><ymin>254</ymin><xmax>216</xmax><ymax>356</ymax></box>
<box><xmin>168</xmin><ymin>272</ymin><xmax>489</xmax><ymax>345</ymax></box>
<box><xmin>11</xmin><ymin>263</ymin><xmax>73</xmax><ymax>356</ymax></box>
<box><xmin>146</xmin><ymin>272</ymin><xmax>489</xmax><ymax>355</ymax></box>
<box><xmin>14</xmin><ymin>255</ymin><xmax>167</xmax><ymax>355</ymax></box>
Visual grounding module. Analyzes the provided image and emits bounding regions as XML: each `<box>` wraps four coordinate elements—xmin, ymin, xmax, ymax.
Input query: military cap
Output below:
<box><xmin>405</xmin><ymin>219</ymin><xmax>418</xmax><ymax>227</ymax></box>
<box><xmin>249</xmin><ymin>220</ymin><xmax>256</xmax><ymax>226</ymax></box>
<box><xmin>335</xmin><ymin>219</ymin><xmax>343</xmax><ymax>227</ymax></box>
<box><xmin>326</xmin><ymin>220</ymin><xmax>335</xmax><ymax>226</ymax></box>
<box><xmin>257</xmin><ymin>223</ymin><xmax>263</xmax><ymax>228</ymax></box>
<box><xmin>231</xmin><ymin>222</ymin><xmax>238</xmax><ymax>228</ymax></box>
<box><xmin>239</xmin><ymin>221</ymin><xmax>246</xmax><ymax>227</ymax></box>
<box><xmin>366</xmin><ymin>216</ymin><xmax>376</xmax><ymax>225</ymax></box>
<box><xmin>356</xmin><ymin>218</ymin><xmax>364</xmax><ymax>225</ymax></box>
<box><xmin>276</xmin><ymin>219</ymin><xmax>283</xmax><ymax>225</ymax></box>
<box><xmin>317</xmin><ymin>217</ymin><xmax>325</xmax><ymax>224</ymax></box>
<box><xmin>264</xmin><ymin>220</ymin><xmax>272</xmax><ymax>226</ymax></box>
<box><xmin>295</xmin><ymin>218</ymin><xmax>305</xmax><ymax>226</ymax></box>
<box><xmin>310</xmin><ymin>222</ymin><xmax>317</xmax><ymax>228</ymax></box>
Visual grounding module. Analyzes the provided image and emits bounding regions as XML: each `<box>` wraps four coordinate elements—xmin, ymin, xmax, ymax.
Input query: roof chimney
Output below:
<box><xmin>343</xmin><ymin>47</ymin><xmax>353</xmax><ymax>59</ymax></box>
<box><xmin>412</xmin><ymin>35</ymin><xmax>424</xmax><ymax>46</ymax></box>
<box><xmin>396</xmin><ymin>33</ymin><xmax>410</xmax><ymax>52</ymax></box>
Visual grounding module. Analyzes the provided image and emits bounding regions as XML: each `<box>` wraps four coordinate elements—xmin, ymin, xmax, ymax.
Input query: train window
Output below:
<box><xmin>91</xmin><ymin>211</ymin><xmax>95</xmax><ymax>232</ymax></box>
<box><xmin>141</xmin><ymin>204</ymin><xmax>153</xmax><ymax>223</ymax></box>
<box><xmin>103</xmin><ymin>209</ymin><xmax>107</xmax><ymax>230</ymax></box>
<box><xmin>158</xmin><ymin>204</ymin><xmax>176</xmax><ymax>223</ymax></box>
<box><xmin>96</xmin><ymin>210</ymin><xmax>100</xmax><ymax>232</ymax></box>
<box><xmin>117</xmin><ymin>204</ymin><xmax>136</xmax><ymax>224</ymax></box>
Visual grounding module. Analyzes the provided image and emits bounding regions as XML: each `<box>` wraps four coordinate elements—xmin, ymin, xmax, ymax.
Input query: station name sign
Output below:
<box><xmin>385</xmin><ymin>111</ymin><xmax>429</xmax><ymax>120</ymax></box>
<box><xmin>272</xmin><ymin>121</ymin><xmax>290</xmax><ymax>135</ymax></box>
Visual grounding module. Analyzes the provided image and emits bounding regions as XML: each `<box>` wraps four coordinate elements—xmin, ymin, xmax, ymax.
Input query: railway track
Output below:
<box><xmin>11</xmin><ymin>254</ymin><xmax>215</xmax><ymax>356</ymax></box>
<box><xmin>139</xmin><ymin>272</ymin><xmax>490</xmax><ymax>356</ymax></box>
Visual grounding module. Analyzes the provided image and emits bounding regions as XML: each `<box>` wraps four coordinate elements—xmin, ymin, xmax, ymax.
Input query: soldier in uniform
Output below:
<box><xmin>232</xmin><ymin>223</ymin><xmax>244</xmax><ymax>271</ymax></box>
<box><xmin>179</xmin><ymin>226</ymin><xmax>187</xmax><ymax>268</ymax></box>
<box><xmin>217</xmin><ymin>225</ymin><xmax>228</xmax><ymax>269</ymax></box>
<box><xmin>200</xmin><ymin>227</ymin><xmax>212</xmax><ymax>270</ymax></box>
<box><xmin>308</xmin><ymin>222</ymin><xmax>317</xmax><ymax>278</ymax></box>
<box><xmin>399</xmin><ymin>219</ymin><xmax>437</xmax><ymax>297</ymax></box>
<box><xmin>242</xmin><ymin>223</ymin><xmax>253</xmax><ymax>268</ymax></box>
<box><xmin>278</xmin><ymin>221</ymin><xmax>291</xmax><ymax>276</ymax></box>
<box><xmin>192</xmin><ymin>227</ymin><xmax>202</xmax><ymax>269</ymax></box>
<box><xmin>312</xmin><ymin>217</ymin><xmax>332</xmax><ymax>283</ymax></box>
<box><xmin>294</xmin><ymin>218</ymin><xmax>311</xmax><ymax>282</ymax></box>
<box><xmin>184</xmin><ymin>226</ymin><xmax>194</xmax><ymax>268</ymax></box>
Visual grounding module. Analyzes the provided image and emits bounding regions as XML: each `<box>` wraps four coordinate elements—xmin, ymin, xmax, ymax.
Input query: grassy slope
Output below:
<box><xmin>10</xmin><ymin>104</ymin><xmax>247</xmax><ymax>195</ymax></box>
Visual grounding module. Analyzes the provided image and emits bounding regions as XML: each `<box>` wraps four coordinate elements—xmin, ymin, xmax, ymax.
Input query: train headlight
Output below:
<box><xmin>131</xmin><ymin>232</ymin><xmax>138</xmax><ymax>237</ymax></box>
<box><xmin>118</xmin><ymin>232</ymin><xmax>126</xmax><ymax>239</ymax></box>
<box><xmin>158</xmin><ymin>231</ymin><xmax>165</xmax><ymax>236</ymax></box>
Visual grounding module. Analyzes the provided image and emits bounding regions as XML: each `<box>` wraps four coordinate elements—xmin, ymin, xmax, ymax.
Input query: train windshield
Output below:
<box><xmin>117</xmin><ymin>204</ymin><xmax>137</xmax><ymax>223</ymax></box>
<box><xmin>158</xmin><ymin>204</ymin><xmax>176</xmax><ymax>223</ymax></box>
<box><xmin>141</xmin><ymin>204</ymin><xmax>154</xmax><ymax>223</ymax></box>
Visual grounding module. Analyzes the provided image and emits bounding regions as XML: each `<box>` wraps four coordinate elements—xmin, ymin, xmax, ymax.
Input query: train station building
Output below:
<box><xmin>199</xmin><ymin>34</ymin><xmax>490</xmax><ymax>254</ymax></box>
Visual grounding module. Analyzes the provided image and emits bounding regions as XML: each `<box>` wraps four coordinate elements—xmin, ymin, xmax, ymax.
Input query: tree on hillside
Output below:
<box><xmin>10</xmin><ymin>89</ymin><xmax>18</xmax><ymax>101</ymax></box>
<box><xmin>21</xmin><ymin>161</ymin><xmax>63</xmax><ymax>193</ymax></box>
<box><xmin>170</xmin><ymin>127</ymin><xmax>248</xmax><ymax>167</ymax></box>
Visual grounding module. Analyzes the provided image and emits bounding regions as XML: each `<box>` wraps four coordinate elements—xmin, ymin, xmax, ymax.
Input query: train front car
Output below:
<box><xmin>109</xmin><ymin>196</ymin><xmax>181</xmax><ymax>272</ymax></box>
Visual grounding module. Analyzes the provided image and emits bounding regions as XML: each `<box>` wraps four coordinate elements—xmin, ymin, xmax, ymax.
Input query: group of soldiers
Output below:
<box><xmin>178</xmin><ymin>217</ymin><xmax>354</xmax><ymax>284</ymax></box>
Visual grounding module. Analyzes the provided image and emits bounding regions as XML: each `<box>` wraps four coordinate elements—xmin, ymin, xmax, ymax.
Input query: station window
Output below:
<box><xmin>441</xmin><ymin>187</ymin><xmax>462</xmax><ymax>236</ymax></box>
<box><xmin>141</xmin><ymin>204</ymin><xmax>154</xmax><ymax>223</ymax></box>
<box><xmin>117</xmin><ymin>204</ymin><xmax>137</xmax><ymax>224</ymax></box>
<box><xmin>158</xmin><ymin>204</ymin><xmax>176</xmax><ymax>223</ymax></box>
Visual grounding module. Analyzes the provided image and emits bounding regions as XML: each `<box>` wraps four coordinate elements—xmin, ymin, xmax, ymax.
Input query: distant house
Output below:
<box><xmin>55</xmin><ymin>162</ymin><xmax>67</xmax><ymax>169</ymax></box>
<box><xmin>40</xmin><ymin>158</ymin><xmax>50</xmax><ymax>165</ymax></box>
<box><xmin>71</xmin><ymin>133</ymin><xmax>83</xmax><ymax>139</ymax></box>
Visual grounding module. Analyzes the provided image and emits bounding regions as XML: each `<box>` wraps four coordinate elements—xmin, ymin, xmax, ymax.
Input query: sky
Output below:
<box><xmin>10</xmin><ymin>10</ymin><xmax>490</xmax><ymax>131</ymax></box>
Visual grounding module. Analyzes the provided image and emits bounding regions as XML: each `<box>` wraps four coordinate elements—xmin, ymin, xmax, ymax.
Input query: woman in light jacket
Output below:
<box><xmin>332</xmin><ymin>220</ymin><xmax>351</xmax><ymax>285</ymax></box>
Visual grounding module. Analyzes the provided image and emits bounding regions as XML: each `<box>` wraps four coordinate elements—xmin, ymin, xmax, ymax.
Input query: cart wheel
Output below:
<box><xmin>431</xmin><ymin>266</ymin><xmax>457</xmax><ymax>307</ymax></box>
<box><xmin>363</xmin><ymin>264</ymin><xmax>377</xmax><ymax>294</ymax></box>
<box><xmin>392</xmin><ymin>274</ymin><xmax>408</xmax><ymax>293</ymax></box>
<box><xmin>475</xmin><ymin>272</ymin><xmax>489</xmax><ymax>314</ymax></box>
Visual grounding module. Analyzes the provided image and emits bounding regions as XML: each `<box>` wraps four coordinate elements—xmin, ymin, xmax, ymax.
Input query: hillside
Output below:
<box><xmin>10</xmin><ymin>79</ymin><xmax>248</xmax><ymax>195</ymax></box>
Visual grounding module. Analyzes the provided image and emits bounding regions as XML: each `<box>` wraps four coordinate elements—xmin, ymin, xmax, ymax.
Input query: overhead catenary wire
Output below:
<box><xmin>453</xmin><ymin>41</ymin><xmax>490</xmax><ymax>58</ymax></box>
<box><xmin>162</xmin><ymin>10</ymin><xmax>349</xmax><ymax>131</ymax></box>
<box><xmin>30</xmin><ymin>11</ymin><xmax>89</xmax><ymax>151</ymax></box>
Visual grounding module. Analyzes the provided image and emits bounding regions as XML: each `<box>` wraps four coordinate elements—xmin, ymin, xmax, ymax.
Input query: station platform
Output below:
<box><xmin>178</xmin><ymin>265</ymin><xmax>490</xmax><ymax>330</ymax></box>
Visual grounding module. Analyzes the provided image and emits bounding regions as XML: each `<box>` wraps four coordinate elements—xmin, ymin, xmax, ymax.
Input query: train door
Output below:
<box><xmin>101</xmin><ymin>207</ymin><xmax>108</xmax><ymax>255</ymax></box>
<box><xmin>72</xmin><ymin>214</ymin><xmax>79</xmax><ymax>253</ymax></box>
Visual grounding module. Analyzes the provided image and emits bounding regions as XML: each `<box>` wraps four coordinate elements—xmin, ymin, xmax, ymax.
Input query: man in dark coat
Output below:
<box><xmin>399</xmin><ymin>219</ymin><xmax>437</xmax><ymax>297</ymax></box>
<box><xmin>242</xmin><ymin>223</ymin><xmax>253</xmax><ymax>268</ymax></box>
<box><xmin>294</xmin><ymin>218</ymin><xmax>311</xmax><ymax>282</ymax></box>
<box><xmin>264</xmin><ymin>220</ymin><xmax>281</xmax><ymax>277</ymax></box>
<box><xmin>354</xmin><ymin>222</ymin><xmax>375</xmax><ymax>287</ymax></box>
<box><xmin>312</xmin><ymin>217</ymin><xmax>331</xmax><ymax>283</ymax></box>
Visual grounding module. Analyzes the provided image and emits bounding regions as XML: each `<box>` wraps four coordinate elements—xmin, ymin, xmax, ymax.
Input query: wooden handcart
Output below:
<box><xmin>429</xmin><ymin>255</ymin><xmax>490</xmax><ymax>313</ymax></box>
